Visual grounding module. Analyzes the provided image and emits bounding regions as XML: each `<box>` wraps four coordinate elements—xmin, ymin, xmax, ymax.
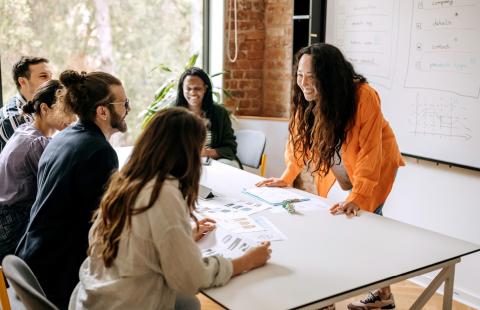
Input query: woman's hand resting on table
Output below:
<box><xmin>255</xmin><ymin>177</ymin><xmax>288</xmax><ymax>188</ymax></box>
<box><xmin>330</xmin><ymin>201</ymin><xmax>360</xmax><ymax>218</ymax></box>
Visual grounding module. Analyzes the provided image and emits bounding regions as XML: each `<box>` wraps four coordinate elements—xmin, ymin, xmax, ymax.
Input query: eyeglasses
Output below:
<box><xmin>109</xmin><ymin>98</ymin><xmax>130</xmax><ymax>110</ymax></box>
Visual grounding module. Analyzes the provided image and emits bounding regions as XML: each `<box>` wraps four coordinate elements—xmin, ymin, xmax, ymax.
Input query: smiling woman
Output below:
<box><xmin>175</xmin><ymin>67</ymin><xmax>241</xmax><ymax>168</ymax></box>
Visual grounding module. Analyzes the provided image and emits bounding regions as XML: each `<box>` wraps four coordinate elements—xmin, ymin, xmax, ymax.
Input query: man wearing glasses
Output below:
<box><xmin>16</xmin><ymin>70</ymin><xmax>130</xmax><ymax>309</ymax></box>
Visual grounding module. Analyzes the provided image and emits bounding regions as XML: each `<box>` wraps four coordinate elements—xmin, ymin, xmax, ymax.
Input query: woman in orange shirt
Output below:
<box><xmin>257</xmin><ymin>43</ymin><xmax>404</xmax><ymax>310</ymax></box>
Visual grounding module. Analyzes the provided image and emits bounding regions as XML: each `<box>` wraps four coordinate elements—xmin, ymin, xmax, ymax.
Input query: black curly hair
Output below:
<box><xmin>290</xmin><ymin>43</ymin><xmax>367</xmax><ymax>176</ymax></box>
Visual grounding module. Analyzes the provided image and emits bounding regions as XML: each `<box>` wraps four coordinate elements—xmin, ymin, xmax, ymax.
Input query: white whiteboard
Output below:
<box><xmin>325</xmin><ymin>0</ymin><xmax>480</xmax><ymax>170</ymax></box>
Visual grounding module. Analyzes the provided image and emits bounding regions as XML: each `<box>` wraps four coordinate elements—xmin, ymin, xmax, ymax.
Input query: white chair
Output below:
<box><xmin>235</xmin><ymin>129</ymin><xmax>267</xmax><ymax>176</ymax></box>
<box><xmin>2</xmin><ymin>255</ymin><xmax>58</xmax><ymax>310</ymax></box>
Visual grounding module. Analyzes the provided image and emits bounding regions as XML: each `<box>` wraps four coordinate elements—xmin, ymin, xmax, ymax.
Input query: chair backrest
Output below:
<box><xmin>236</xmin><ymin>129</ymin><xmax>266</xmax><ymax>169</ymax></box>
<box><xmin>1</xmin><ymin>255</ymin><xmax>58</xmax><ymax>310</ymax></box>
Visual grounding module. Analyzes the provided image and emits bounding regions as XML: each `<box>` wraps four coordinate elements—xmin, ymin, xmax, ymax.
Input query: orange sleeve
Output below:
<box><xmin>345</xmin><ymin>88</ymin><xmax>383</xmax><ymax>208</ymax></box>
<box><xmin>280</xmin><ymin>137</ymin><xmax>305</xmax><ymax>186</ymax></box>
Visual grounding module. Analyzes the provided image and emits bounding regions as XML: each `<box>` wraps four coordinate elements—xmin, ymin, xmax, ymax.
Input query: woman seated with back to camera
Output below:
<box><xmin>69</xmin><ymin>108</ymin><xmax>271</xmax><ymax>310</ymax></box>
<box><xmin>0</xmin><ymin>79</ymin><xmax>76</xmax><ymax>260</ymax></box>
<box><xmin>175</xmin><ymin>67</ymin><xmax>241</xmax><ymax>168</ymax></box>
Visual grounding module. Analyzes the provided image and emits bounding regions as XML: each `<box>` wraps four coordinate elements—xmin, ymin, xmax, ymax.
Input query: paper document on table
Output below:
<box><xmin>296</xmin><ymin>199</ymin><xmax>330</xmax><ymax>210</ymax></box>
<box><xmin>197</xmin><ymin>226</ymin><xmax>255</xmax><ymax>259</ymax></box>
<box><xmin>196</xmin><ymin>196</ymin><xmax>271</xmax><ymax>217</ymax></box>
<box><xmin>213</xmin><ymin>214</ymin><xmax>266</xmax><ymax>233</ymax></box>
<box><xmin>238</xmin><ymin>216</ymin><xmax>287</xmax><ymax>242</ymax></box>
<box><xmin>244</xmin><ymin>187</ymin><xmax>309</xmax><ymax>205</ymax></box>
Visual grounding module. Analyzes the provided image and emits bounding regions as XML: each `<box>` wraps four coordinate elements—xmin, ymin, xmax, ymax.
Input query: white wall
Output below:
<box><xmin>385</xmin><ymin>158</ymin><xmax>480</xmax><ymax>308</ymax></box>
<box><xmin>233</xmin><ymin>117</ymin><xmax>480</xmax><ymax>308</ymax></box>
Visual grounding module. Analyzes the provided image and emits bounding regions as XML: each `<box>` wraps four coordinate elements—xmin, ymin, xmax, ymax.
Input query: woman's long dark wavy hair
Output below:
<box><xmin>290</xmin><ymin>43</ymin><xmax>366</xmax><ymax>176</ymax></box>
<box><xmin>89</xmin><ymin>107</ymin><xmax>206</xmax><ymax>267</ymax></box>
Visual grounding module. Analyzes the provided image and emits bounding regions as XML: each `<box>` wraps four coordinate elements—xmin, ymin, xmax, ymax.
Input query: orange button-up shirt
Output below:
<box><xmin>281</xmin><ymin>83</ymin><xmax>405</xmax><ymax>212</ymax></box>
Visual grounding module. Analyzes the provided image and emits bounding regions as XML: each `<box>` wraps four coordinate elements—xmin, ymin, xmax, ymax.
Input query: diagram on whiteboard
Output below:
<box><xmin>327</xmin><ymin>0</ymin><xmax>480</xmax><ymax>169</ymax></box>
<box><xmin>409</xmin><ymin>92</ymin><xmax>471</xmax><ymax>140</ymax></box>
<box><xmin>333</xmin><ymin>0</ymin><xmax>399</xmax><ymax>88</ymax></box>
<box><xmin>405</xmin><ymin>0</ymin><xmax>480</xmax><ymax>98</ymax></box>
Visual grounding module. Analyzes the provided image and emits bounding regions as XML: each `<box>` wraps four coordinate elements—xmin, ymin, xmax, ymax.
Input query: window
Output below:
<box><xmin>0</xmin><ymin>0</ymin><xmax>204</xmax><ymax>145</ymax></box>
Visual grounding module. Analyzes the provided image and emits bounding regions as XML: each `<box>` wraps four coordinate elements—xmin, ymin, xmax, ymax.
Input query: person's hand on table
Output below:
<box><xmin>201</xmin><ymin>148</ymin><xmax>219</xmax><ymax>159</ymax></box>
<box><xmin>330</xmin><ymin>201</ymin><xmax>360</xmax><ymax>218</ymax></box>
<box><xmin>232</xmin><ymin>241</ymin><xmax>272</xmax><ymax>276</ymax></box>
<box><xmin>192</xmin><ymin>218</ymin><xmax>216</xmax><ymax>241</ymax></box>
<box><xmin>255</xmin><ymin>177</ymin><xmax>288</xmax><ymax>188</ymax></box>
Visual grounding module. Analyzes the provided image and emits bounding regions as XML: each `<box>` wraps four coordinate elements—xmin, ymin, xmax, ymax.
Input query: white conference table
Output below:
<box><xmin>199</xmin><ymin>160</ymin><xmax>480</xmax><ymax>310</ymax></box>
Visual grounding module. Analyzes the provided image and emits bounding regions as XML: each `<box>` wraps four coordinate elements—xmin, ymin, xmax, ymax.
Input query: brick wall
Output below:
<box><xmin>223</xmin><ymin>0</ymin><xmax>292</xmax><ymax>118</ymax></box>
<box><xmin>262</xmin><ymin>0</ymin><xmax>293</xmax><ymax>117</ymax></box>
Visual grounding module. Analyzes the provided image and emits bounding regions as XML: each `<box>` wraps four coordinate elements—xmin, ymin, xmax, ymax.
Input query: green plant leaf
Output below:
<box><xmin>212</xmin><ymin>91</ymin><xmax>221</xmax><ymax>104</ymax></box>
<box><xmin>223</xmin><ymin>89</ymin><xmax>233</xmax><ymax>98</ymax></box>
<box><xmin>185</xmin><ymin>53</ymin><xmax>199</xmax><ymax>69</ymax></box>
<box><xmin>209</xmin><ymin>71</ymin><xmax>228</xmax><ymax>78</ymax></box>
<box><xmin>150</xmin><ymin>64</ymin><xmax>172</xmax><ymax>73</ymax></box>
<box><xmin>154</xmin><ymin>79</ymin><xmax>176</xmax><ymax>99</ymax></box>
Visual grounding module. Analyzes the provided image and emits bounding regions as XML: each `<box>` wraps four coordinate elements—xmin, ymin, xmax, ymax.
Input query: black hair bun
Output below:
<box><xmin>22</xmin><ymin>100</ymin><xmax>36</xmax><ymax>114</ymax></box>
<box><xmin>60</xmin><ymin>70</ymin><xmax>84</xmax><ymax>88</ymax></box>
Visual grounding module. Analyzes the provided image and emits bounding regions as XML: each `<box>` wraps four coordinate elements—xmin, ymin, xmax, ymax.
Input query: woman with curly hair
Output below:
<box><xmin>257</xmin><ymin>43</ymin><xmax>404</xmax><ymax>310</ymax></box>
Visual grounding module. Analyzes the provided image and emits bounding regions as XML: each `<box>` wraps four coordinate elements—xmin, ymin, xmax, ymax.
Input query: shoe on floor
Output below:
<box><xmin>347</xmin><ymin>290</ymin><xmax>395</xmax><ymax>309</ymax></box>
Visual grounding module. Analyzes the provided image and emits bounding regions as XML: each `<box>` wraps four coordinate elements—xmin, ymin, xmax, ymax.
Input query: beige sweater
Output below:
<box><xmin>69</xmin><ymin>178</ymin><xmax>233</xmax><ymax>309</ymax></box>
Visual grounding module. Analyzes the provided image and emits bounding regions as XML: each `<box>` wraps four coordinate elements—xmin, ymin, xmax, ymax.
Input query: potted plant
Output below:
<box><xmin>140</xmin><ymin>54</ymin><xmax>233</xmax><ymax>128</ymax></box>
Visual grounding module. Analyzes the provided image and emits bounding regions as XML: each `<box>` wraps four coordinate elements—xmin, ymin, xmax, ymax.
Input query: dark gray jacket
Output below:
<box><xmin>16</xmin><ymin>120</ymin><xmax>118</xmax><ymax>309</ymax></box>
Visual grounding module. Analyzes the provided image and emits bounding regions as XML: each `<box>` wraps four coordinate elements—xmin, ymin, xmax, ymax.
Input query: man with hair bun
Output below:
<box><xmin>16</xmin><ymin>69</ymin><xmax>130</xmax><ymax>309</ymax></box>
<box><xmin>0</xmin><ymin>56</ymin><xmax>52</xmax><ymax>152</ymax></box>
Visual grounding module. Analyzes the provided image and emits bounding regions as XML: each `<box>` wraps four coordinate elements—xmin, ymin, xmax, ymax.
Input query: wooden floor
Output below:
<box><xmin>198</xmin><ymin>280</ymin><xmax>476</xmax><ymax>309</ymax></box>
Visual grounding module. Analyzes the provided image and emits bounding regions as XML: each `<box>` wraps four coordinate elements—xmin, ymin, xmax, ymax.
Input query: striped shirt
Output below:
<box><xmin>0</xmin><ymin>93</ymin><xmax>33</xmax><ymax>153</ymax></box>
<box><xmin>205</xmin><ymin>129</ymin><xmax>212</xmax><ymax>147</ymax></box>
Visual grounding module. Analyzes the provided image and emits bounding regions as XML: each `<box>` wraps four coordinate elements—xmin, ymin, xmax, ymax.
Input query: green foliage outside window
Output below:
<box><xmin>0</xmin><ymin>0</ymin><xmax>203</xmax><ymax>145</ymax></box>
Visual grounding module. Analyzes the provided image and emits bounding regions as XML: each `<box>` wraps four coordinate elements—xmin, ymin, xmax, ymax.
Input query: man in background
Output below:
<box><xmin>0</xmin><ymin>56</ymin><xmax>52</xmax><ymax>152</ymax></box>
